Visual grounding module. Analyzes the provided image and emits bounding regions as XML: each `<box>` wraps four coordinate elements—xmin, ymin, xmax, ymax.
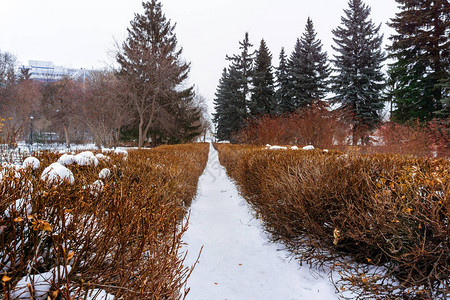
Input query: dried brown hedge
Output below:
<box><xmin>215</xmin><ymin>143</ymin><xmax>449</xmax><ymax>299</ymax></box>
<box><xmin>1</xmin><ymin>143</ymin><xmax>208</xmax><ymax>299</ymax></box>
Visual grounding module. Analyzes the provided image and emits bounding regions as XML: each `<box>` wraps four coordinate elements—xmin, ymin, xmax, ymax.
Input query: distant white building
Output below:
<box><xmin>19</xmin><ymin>60</ymin><xmax>90</xmax><ymax>82</ymax></box>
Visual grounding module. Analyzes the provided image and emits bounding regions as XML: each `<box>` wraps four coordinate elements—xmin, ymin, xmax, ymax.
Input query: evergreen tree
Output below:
<box><xmin>213</xmin><ymin>67</ymin><xmax>246</xmax><ymax>141</ymax></box>
<box><xmin>296</xmin><ymin>17</ymin><xmax>330</xmax><ymax>105</ymax></box>
<box><xmin>171</xmin><ymin>89</ymin><xmax>203</xmax><ymax>143</ymax></box>
<box><xmin>213</xmin><ymin>33</ymin><xmax>255</xmax><ymax>141</ymax></box>
<box><xmin>213</xmin><ymin>68</ymin><xmax>229</xmax><ymax>141</ymax></box>
<box><xmin>116</xmin><ymin>0</ymin><xmax>196</xmax><ymax>147</ymax></box>
<box><xmin>287</xmin><ymin>39</ymin><xmax>304</xmax><ymax>110</ymax></box>
<box><xmin>388</xmin><ymin>0</ymin><xmax>449</xmax><ymax>122</ymax></box>
<box><xmin>435</xmin><ymin>78</ymin><xmax>449</xmax><ymax>118</ymax></box>
<box><xmin>331</xmin><ymin>0</ymin><xmax>385</xmax><ymax>144</ymax></box>
<box><xmin>250</xmin><ymin>39</ymin><xmax>275</xmax><ymax>116</ymax></box>
<box><xmin>275</xmin><ymin>47</ymin><xmax>293</xmax><ymax>113</ymax></box>
<box><xmin>226</xmin><ymin>32</ymin><xmax>255</xmax><ymax>118</ymax></box>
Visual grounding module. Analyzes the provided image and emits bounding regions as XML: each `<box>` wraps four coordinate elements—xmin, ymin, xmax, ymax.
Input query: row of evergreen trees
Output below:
<box><xmin>213</xmin><ymin>0</ymin><xmax>449</xmax><ymax>143</ymax></box>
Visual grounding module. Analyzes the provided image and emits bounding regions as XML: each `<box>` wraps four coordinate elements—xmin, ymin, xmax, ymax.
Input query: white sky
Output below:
<box><xmin>0</xmin><ymin>0</ymin><xmax>399</xmax><ymax>113</ymax></box>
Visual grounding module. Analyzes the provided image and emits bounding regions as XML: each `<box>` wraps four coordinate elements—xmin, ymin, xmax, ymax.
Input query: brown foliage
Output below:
<box><xmin>216</xmin><ymin>143</ymin><xmax>449</xmax><ymax>299</ymax></box>
<box><xmin>236</xmin><ymin>101</ymin><xmax>348</xmax><ymax>148</ymax></box>
<box><xmin>1</xmin><ymin>143</ymin><xmax>209</xmax><ymax>299</ymax></box>
<box><xmin>370</xmin><ymin>119</ymin><xmax>450</xmax><ymax>158</ymax></box>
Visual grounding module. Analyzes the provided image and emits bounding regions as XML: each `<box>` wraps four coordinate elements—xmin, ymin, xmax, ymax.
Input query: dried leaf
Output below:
<box><xmin>41</xmin><ymin>221</ymin><xmax>52</xmax><ymax>232</ymax></box>
<box><xmin>333</xmin><ymin>228</ymin><xmax>341</xmax><ymax>245</ymax></box>
<box><xmin>67</xmin><ymin>251</ymin><xmax>74</xmax><ymax>261</ymax></box>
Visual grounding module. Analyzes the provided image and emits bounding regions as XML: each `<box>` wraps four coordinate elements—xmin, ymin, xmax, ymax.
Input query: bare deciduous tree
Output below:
<box><xmin>0</xmin><ymin>52</ymin><xmax>42</xmax><ymax>146</ymax></box>
<box><xmin>0</xmin><ymin>50</ymin><xmax>16</xmax><ymax>87</ymax></box>
<box><xmin>42</xmin><ymin>77</ymin><xmax>81</xmax><ymax>148</ymax></box>
<box><xmin>82</xmin><ymin>70</ymin><xmax>132</xmax><ymax>147</ymax></box>
<box><xmin>3</xmin><ymin>79</ymin><xmax>41</xmax><ymax>145</ymax></box>
<box><xmin>193</xmin><ymin>92</ymin><xmax>212</xmax><ymax>142</ymax></box>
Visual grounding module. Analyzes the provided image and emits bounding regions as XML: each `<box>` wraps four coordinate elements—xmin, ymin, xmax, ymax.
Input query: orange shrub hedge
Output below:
<box><xmin>215</xmin><ymin>143</ymin><xmax>449</xmax><ymax>299</ymax></box>
<box><xmin>1</xmin><ymin>143</ymin><xmax>208</xmax><ymax>299</ymax></box>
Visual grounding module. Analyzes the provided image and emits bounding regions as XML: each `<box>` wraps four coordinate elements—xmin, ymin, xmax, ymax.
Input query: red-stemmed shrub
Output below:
<box><xmin>237</xmin><ymin>101</ymin><xmax>349</xmax><ymax>148</ymax></box>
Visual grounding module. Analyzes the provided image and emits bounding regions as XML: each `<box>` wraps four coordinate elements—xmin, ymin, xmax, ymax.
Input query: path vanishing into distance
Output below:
<box><xmin>183</xmin><ymin>144</ymin><xmax>343</xmax><ymax>300</ymax></box>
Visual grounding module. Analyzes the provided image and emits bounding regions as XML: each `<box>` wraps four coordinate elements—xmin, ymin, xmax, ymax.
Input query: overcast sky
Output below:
<box><xmin>0</xmin><ymin>0</ymin><xmax>399</xmax><ymax>113</ymax></box>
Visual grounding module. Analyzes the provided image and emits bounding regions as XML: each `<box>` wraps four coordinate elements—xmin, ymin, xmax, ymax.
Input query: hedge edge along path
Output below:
<box><xmin>1</xmin><ymin>143</ymin><xmax>209</xmax><ymax>299</ymax></box>
<box><xmin>215</xmin><ymin>143</ymin><xmax>449</xmax><ymax>299</ymax></box>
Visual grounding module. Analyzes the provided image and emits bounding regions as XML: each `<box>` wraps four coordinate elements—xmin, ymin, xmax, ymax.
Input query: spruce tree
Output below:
<box><xmin>249</xmin><ymin>39</ymin><xmax>275</xmax><ymax>116</ymax></box>
<box><xmin>226</xmin><ymin>32</ymin><xmax>255</xmax><ymax>118</ymax></box>
<box><xmin>296</xmin><ymin>17</ymin><xmax>330</xmax><ymax>105</ymax></box>
<box><xmin>172</xmin><ymin>89</ymin><xmax>203</xmax><ymax>143</ymax></box>
<box><xmin>388</xmin><ymin>0</ymin><xmax>449</xmax><ymax>122</ymax></box>
<box><xmin>213</xmin><ymin>33</ymin><xmax>254</xmax><ymax>141</ymax></box>
<box><xmin>116</xmin><ymin>0</ymin><xmax>195</xmax><ymax>147</ymax></box>
<box><xmin>435</xmin><ymin>78</ymin><xmax>449</xmax><ymax>118</ymax></box>
<box><xmin>213</xmin><ymin>67</ymin><xmax>246</xmax><ymax>141</ymax></box>
<box><xmin>213</xmin><ymin>68</ymin><xmax>229</xmax><ymax>141</ymax></box>
<box><xmin>287</xmin><ymin>39</ymin><xmax>304</xmax><ymax>110</ymax></box>
<box><xmin>275</xmin><ymin>47</ymin><xmax>293</xmax><ymax>113</ymax></box>
<box><xmin>331</xmin><ymin>0</ymin><xmax>385</xmax><ymax>144</ymax></box>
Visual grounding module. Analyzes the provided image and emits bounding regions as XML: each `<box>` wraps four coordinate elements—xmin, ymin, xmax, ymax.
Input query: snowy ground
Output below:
<box><xmin>183</xmin><ymin>144</ymin><xmax>345</xmax><ymax>300</ymax></box>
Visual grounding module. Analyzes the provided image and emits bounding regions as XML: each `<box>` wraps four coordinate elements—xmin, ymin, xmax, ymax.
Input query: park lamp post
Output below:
<box><xmin>30</xmin><ymin>116</ymin><xmax>34</xmax><ymax>145</ymax></box>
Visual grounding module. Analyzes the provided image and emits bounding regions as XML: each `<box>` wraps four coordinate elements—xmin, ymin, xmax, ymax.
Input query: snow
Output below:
<box><xmin>114</xmin><ymin>148</ymin><xmax>128</xmax><ymax>159</ymax></box>
<box><xmin>265</xmin><ymin>145</ymin><xmax>288</xmax><ymax>150</ymax></box>
<box><xmin>41</xmin><ymin>163</ymin><xmax>74</xmax><ymax>184</ymax></box>
<box><xmin>0</xmin><ymin>163</ymin><xmax>22</xmax><ymax>182</ymax></box>
<box><xmin>83</xmin><ymin>289</ymin><xmax>115</xmax><ymax>300</ymax></box>
<box><xmin>90</xmin><ymin>180</ymin><xmax>104</xmax><ymax>195</ymax></box>
<box><xmin>57</xmin><ymin>154</ymin><xmax>75</xmax><ymax>166</ymax></box>
<box><xmin>83</xmin><ymin>180</ymin><xmax>104</xmax><ymax>196</ymax></box>
<box><xmin>74</xmin><ymin>151</ymin><xmax>99</xmax><ymax>166</ymax></box>
<box><xmin>302</xmin><ymin>145</ymin><xmax>315</xmax><ymax>150</ymax></box>
<box><xmin>98</xmin><ymin>168</ymin><xmax>111</xmax><ymax>179</ymax></box>
<box><xmin>183</xmin><ymin>144</ymin><xmax>344</xmax><ymax>300</ymax></box>
<box><xmin>1</xmin><ymin>162</ymin><xmax>21</xmax><ymax>169</ymax></box>
<box><xmin>26</xmin><ymin>143</ymin><xmax>98</xmax><ymax>152</ymax></box>
<box><xmin>11</xmin><ymin>265</ymin><xmax>72</xmax><ymax>299</ymax></box>
<box><xmin>263</xmin><ymin>145</ymin><xmax>310</xmax><ymax>151</ymax></box>
<box><xmin>95</xmin><ymin>153</ymin><xmax>107</xmax><ymax>160</ymax></box>
<box><xmin>4</xmin><ymin>198</ymin><xmax>32</xmax><ymax>218</ymax></box>
<box><xmin>22</xmin><ymin>157</ymin><xmax>40</xmax><ymax>170</ymax></box>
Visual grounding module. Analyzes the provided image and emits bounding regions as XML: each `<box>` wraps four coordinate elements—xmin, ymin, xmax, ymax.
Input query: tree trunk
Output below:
<box><xmin>138</xmin><ymin>116</ymin><xmax>144</xmax><ymax>148</ymax></box>
<box><xmin>63</xmin><ymin>124</ymin><xmax>70</xmax><ymax>148</ymax></box>
<box><xmin>114</xmin><ymin>127</ymin><xmax>120</xmax><ymax>148</ymax></box>
<box><xmin>142</xmin><ymin>102</ymin><xmax>157</xmax><ymax>148</ymax></box>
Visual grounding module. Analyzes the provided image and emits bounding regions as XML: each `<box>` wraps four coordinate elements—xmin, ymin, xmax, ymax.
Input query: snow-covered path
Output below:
<box><xmin>183</xmin><ymin>144</ymin><xmax>341</xmax><ymax>300</ymax></box>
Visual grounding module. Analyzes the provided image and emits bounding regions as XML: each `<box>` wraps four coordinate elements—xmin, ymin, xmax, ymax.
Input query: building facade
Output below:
<box><xmin>19</xmin><ymin>60</ymin><xmax>90</xmax><ymax>82</ymax></box>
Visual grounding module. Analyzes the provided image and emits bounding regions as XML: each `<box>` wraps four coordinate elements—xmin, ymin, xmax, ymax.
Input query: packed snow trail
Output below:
<box><xmin>183</xmin><ymin>144</ymin><xmax>341</xmax><ymax>300</ymax></box>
